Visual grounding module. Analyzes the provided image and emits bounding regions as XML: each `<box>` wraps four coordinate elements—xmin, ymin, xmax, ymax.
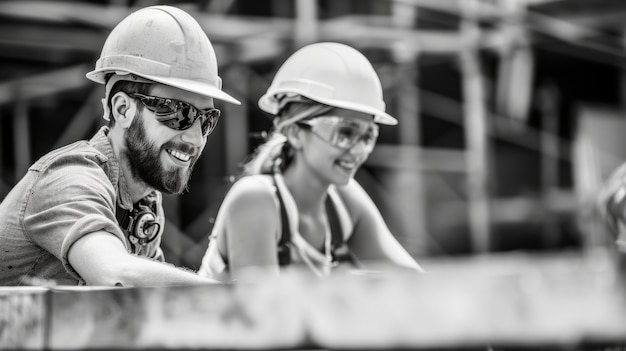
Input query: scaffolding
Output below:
<box><xmin>1</xmin><ymin>0</ymin><xmax>626</xmax><ymax>264</ymax></box>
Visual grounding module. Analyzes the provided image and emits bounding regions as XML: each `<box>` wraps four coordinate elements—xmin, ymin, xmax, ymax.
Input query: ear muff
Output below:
<box><xmin>116</xmin><ymin>204</ymin><xmax>161</xmax><ymax>249</ymax></box>
<box><xmin>132</xmin><ymin>205</ymin><xmax>160</xmax><ymax>238</ymax></box>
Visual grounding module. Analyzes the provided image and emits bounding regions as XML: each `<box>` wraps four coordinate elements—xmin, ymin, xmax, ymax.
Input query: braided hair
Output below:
<box><xmin>242</xmin><ymin>95</ymin><xmax>332</xmax><ymax>176</ymax></box>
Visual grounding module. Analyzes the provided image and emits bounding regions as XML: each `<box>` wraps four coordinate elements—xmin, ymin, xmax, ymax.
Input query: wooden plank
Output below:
<box><xmin>223</xmin><ymin>65</ymin><xmax>250</xmax><ymax>177</ymax></box>
<box><xmin>47</xmin><ymin>284</ymin><xmax>307</xmax><ymax>350</ymax></box>
<box><xmin>417</xmin><ymin>87</ymin><xmax>572</xmax><ymax>162</ymax></box>
<box><xmin>436</xmin><ymin>192</ymin><xmax>577</xmax><ymax>226</ymax></box>
<box><xmin>460</xmin><ymin>0</ymin><xmax>492</xmax><ymax>253</ymax></box>
<box><xmin>388</xmin><ymin>25</ymin><xmax>427</xmax><ymax>257</ymax></box>
<box><xmin>0</xmin><ymin>22</ymin><xmax>105</xmax><ymax>56</ymax></box>
<box><xmin>0</xmin><ymin>287</ymin><xmax>48</xmax><ymax>350</ymax></box>
<box><xmin>2</xmin><ymin>251</ymin><xmax>625</xmax><ymax>350</ymax></box>
<box><xmin>367</xmin><ymin>144</ymin><xmax>467</xmax><ymax>173</ymax></box>
<box><xmin>394</xmin><ymin>0</ymin><xmax>506</xmax><ymax>18</ymax></box>
<box><xmin>320</xmin><ymin>15</ymin><xmax>465</xmax><ymax>53</ymax></box>
<box><xmin>0</xmin><ymin>1</ymin><xmax>118</xmax><ymax>24</ymax></box>
<box><xmin>538</xmin><ymin>82</ymin><xmax>562</xmax><ymax>248</ymax></box>
<box><xmin>295</xmin><ymin>0</ymin><xmax>319</xmax><ymax>46</ymax></box>
<box><xmin>306</xmin><ymin>251</ymin><xmax>626</xmax><ymax>349</ymax></box>
<box><xmin>52</xmin><ymin>87</ymin><xmax>102</xmax><ymax>149</ymax></box>
<box><xmin>13</xmin><ymin>101</ymin><xmax>31</xmax><ymax>179</ymax></box>
<box><xmin>0</xmin><ymin>64</ymin><xmax>92</xmax><ymax>106</ymax></box>
<box><xmin>0</xmin><ymin>2</ymin><xmax>294</xmax><ymax>41</ymax></box>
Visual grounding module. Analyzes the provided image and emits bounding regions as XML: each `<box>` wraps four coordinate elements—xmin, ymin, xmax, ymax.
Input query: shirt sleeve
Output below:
<box><xmin>23</xmin><ymin>156</ymin><xmax>127</xmax><ymax>280</ymax></box>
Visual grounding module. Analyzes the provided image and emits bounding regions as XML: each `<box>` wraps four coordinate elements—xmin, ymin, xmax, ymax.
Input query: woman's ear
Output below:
<box><xmin>284</xmin><ymin>124</ymin><xmax>304</xmax><ymax>150</ymax></box>
<box><xmin>110</xmin><ymin>92</ymin><xmax>136</xmax><ymax>129</ymax></box>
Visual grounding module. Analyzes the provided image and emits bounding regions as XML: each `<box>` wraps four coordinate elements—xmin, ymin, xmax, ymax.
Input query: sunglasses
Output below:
<box><xmin>129</xmin><ymin>93</ymin><xmax>221</xmax><ymax>136</ymax></box>
<box><xmin>297</xmin><ymin>116</ymin><xmax>379</xmax><ymax>153</ymax></box>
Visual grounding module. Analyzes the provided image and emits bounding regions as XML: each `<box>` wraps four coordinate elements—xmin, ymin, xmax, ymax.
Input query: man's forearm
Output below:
<box><xmin>68</xmin><ymin>231</ymin><xmax>223</xmax><ymax>286</ymax></box>
<box><xmin>112</xmin><ymin>256</ymin><xmax>222</xmax><ymax>287</ymax></box>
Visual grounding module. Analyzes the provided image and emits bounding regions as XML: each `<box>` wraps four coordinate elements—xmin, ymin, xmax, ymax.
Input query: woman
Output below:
<box><xmin>198</xmin><ymin>42</ymin><xmax>423</xmax><ymax>281</ymax></box>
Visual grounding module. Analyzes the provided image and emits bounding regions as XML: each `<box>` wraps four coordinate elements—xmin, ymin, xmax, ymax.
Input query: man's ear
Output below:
<box><xmin>110</xmin><ymin>92</ymin><xmax>137</xmax><ymax>128</ymax></box>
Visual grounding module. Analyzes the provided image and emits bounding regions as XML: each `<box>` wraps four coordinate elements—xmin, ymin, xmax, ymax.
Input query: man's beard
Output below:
<box><xmin>123</xmin><ymin>115</ymin><xmax>199</xmax><ymax>194</ymax></box>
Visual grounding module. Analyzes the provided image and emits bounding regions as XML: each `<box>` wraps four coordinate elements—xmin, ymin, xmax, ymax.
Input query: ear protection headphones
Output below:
<box><xmin>116</xmin><ymin>202</ymin><xmax>161</xmax><ymax>248</ymax></box>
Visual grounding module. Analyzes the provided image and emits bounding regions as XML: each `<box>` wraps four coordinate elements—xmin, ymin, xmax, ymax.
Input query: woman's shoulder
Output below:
<box><xmin>224</xmin><ymin>174</ymin><xmax>277</xmax><ymax>207</ymax></box>
<box><xmin>230</xmin><ymin>174</ymin><xmax>274</xmax><ymax>191</ymax></box>
<box><xmin>334</xmin><ymin>178</ymin><xmax>369</xmax><ymax>203</ymax></box>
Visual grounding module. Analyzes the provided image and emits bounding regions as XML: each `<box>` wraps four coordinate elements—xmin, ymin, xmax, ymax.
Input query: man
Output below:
<box><xmin>0</xmin><ymin>5</ymin><xmax>240</xmax><ymax>286</ymax></box>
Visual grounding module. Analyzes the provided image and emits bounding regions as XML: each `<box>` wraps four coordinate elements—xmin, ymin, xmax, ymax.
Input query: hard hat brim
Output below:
<box><xmin>153</xmin><ymin>75</ymin><xmax>241</xmax><ymax>105</ymax></box>
<box><xmin>87</xmin><ymin>69</ymin><xmax>241</xmax><ymax>105</ymax></box>
<box><xmin>258</xmin><ymin>92</ymin><xmax>397</xmax><ymax>125</ymax></box>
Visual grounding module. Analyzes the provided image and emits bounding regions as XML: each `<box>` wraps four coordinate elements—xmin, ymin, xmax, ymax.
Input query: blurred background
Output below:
<box><xmin>1</xmin><ymin>0</ymin><xmax>625</xmax><ymax>270</ymax></box>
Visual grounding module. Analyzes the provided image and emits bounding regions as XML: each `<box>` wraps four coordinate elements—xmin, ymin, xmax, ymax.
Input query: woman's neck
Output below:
<box><xmin>282</xmin><ymin>166</ymin><xmax>329</xmax><ymax>215</ymax></box>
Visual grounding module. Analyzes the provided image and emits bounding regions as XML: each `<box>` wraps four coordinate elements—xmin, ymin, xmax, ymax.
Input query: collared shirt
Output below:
<box><xmin>0</xmin><ymin>127</ymin><xmax>164</xmax><ymax>286</ymax></box>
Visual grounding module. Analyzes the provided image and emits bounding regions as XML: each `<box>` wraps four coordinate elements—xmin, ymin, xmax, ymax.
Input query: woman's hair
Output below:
<box><xmin>242</xmin><ymin>95</ymin><xmax>332</xmax><ymax>176</ymax></box>
<box><xmin>104</xmin><ymin>73</ymin><xmax>151</xmax><ymax>127</ymax></box>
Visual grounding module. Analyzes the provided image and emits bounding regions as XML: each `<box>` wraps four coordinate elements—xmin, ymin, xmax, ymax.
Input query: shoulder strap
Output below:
<box><xmin>327</xmin><ymin>186</ymin><xmax>354</xmax><ymax>241</ymax></box>
<box><xmin>325</xmin><ymin>196</ymin><xmax>359</xmax><ymax>265</ymax></box>
<box><xmin>325</xmin><ymin>196</ymin><xmax>344</xmax><ymax>249</ymax></box>
<box><xmin>274</xmin><ymin>176</ymin><xmax>292</xmax><ymax>266</ymax></box>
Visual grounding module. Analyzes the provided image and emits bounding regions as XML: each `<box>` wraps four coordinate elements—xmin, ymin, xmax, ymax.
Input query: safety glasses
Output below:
<box><xmin>297</xmin><ymin>116</ymin><xmax>379</xmax><ymax>153</ymax></box>
<box><xmin>129</xmin><ymin>93</ymin><xmax>221</xmax><ymax>136</ymax></box>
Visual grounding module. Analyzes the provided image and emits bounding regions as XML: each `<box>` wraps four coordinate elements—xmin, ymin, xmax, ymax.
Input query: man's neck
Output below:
<box><xmin>107</xmin><ymin>128</ymin><xmax>154</xmax><ymax>203</ymax></box>
<box><xmin>125</xmin><ymin>174</ymin><xmax>154</xmax><ymax>203</ymax></box>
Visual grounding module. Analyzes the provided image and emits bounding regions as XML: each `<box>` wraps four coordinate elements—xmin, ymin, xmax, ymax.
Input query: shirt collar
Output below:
<box><xmin>89</xmin><ymin>126</ymin><xmax>134</xmax><ymax>210</ymax></box>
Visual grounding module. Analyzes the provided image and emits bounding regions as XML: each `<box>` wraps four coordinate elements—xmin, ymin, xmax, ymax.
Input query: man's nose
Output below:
<box><xmin>180</xmin><ymin>119</ymin><xmax>206</xmax><ymax>147</ymax></box>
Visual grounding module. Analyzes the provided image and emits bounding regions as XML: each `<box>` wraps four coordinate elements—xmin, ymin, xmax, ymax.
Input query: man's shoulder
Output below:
<box><xmin>31</xmin><ymin>140</ymin><xmax>108</xmax><ymax>172</ymax></box>
<box><xmin>27</xmin><ymin>139</ymin><xmax>116</xmax><ymax>196</ymax></box>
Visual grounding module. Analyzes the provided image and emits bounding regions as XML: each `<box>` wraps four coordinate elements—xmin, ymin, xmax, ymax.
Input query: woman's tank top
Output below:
<box><xmin>198</xmin><ymin>173</ymin><xmax>354</xmax><ymax>280</ymax></box>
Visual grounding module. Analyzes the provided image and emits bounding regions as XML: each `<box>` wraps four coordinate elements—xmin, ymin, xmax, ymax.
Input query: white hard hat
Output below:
<box><xmin>86</xmin><ymin>5</ymin><xmax>240</xmax><ymax>105</ymax></box>
<box><xmin>258</xmin><ymin>42</ymin><xmax>396</xmax><ymax>125</ymax></box>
